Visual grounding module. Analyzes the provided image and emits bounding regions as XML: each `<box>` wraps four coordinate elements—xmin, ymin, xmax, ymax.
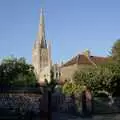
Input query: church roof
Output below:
<box><xmin>61</xmin><ymin>54</ymin><xmax>109</xmax><ymax>67</ymax></box>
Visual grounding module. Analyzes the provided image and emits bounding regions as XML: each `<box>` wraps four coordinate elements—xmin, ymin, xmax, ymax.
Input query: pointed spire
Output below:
<box><xmin>37</xmin><ymin>8</ymin><xmax>47</xmax><ymax>48</ymax></box>
<box><xmin>40</xmin><ymin>8</ymin><xmax>44</xmax><ymax>25</ymax></box>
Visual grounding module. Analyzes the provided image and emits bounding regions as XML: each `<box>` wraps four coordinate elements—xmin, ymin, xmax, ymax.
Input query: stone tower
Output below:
<box><xmin>32</xmin><ymin>8</ymin><xmax>51</xmax><ymax>83</ymax></box>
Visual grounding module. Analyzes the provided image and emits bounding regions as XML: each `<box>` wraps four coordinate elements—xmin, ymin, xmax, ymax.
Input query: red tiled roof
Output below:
<box><xmin>61</xmin><ymin>54</ymin><xmax>108</xmax><ymax>67</ymax></box>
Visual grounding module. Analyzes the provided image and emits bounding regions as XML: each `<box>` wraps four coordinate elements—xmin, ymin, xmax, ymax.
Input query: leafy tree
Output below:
<box><xmin>111</xmin><ymin>39</ymin><xmax>120</xmax><ymax>62</ymax></box>
<box><xmin>62</xmin><ymin>81</ymin><xmax>84</xmax><ymax>96</ymax></box>
<box><xmin>0</xmin><ymin>56</ymin><xmax>37</xmax><ymax>88</ymax></box>
<box><xmin>72</xmin><ymin>62</ymin><xmax>120</xmax><ymax>96</ymax></box>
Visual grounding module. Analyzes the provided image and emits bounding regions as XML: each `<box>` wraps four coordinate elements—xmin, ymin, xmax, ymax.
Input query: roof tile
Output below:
<box><xmin>62</xmin><ymin>54</ymin><xmax>108</xmax><ymax>67</ymax></box>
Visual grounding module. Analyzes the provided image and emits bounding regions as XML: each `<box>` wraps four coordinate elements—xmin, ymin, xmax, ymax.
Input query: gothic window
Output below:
<box><xmin>59</xmin><ymin>72</ymin><xmax>61</xmax><ymax>76</ymax></box>
<box><xmin>44</xmin><ymin>74</ymin><xmax>46</xmax><ymax>78</ymax></box>
<box><xmin>56</xmin><ymin>72</ymin><xmax>58</xmax><ymax>78</ymax></box>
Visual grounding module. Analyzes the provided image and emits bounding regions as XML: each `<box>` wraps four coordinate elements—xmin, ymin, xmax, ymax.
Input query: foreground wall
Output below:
<box><xmin>52</xmin><ymin>93</ymin><xmax>120</xmax><ymax>114</ymax></box>
<box><xmin>0</xmin><ymin>93</ymin><xmax>120</xmax><ymax>115</ymax></box>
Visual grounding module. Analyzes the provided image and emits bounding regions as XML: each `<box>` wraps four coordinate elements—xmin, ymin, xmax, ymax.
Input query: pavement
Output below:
<box><xmin>52</xmin><ymin>112</ymin><xmax>120</xmax><ymax>120</ymax></box>
<box><xmin>0</xmin><ymin>112</ymin><xmax>120</xmax><ymax>120</ymax></box>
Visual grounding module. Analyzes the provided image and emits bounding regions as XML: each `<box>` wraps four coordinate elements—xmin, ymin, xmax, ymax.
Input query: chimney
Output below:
<box><xmin>83</xmin><ymin>49</ymin><xmax>91</xmax><ymax>57</ymax></box>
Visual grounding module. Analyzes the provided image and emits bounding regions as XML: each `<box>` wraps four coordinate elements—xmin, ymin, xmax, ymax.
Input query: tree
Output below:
<box><xmin>72</xmin><ymin>62</ymin><xmax>120</xmax><ymax>96</ymax></box>
<box><xmin>0</xmin><ymin>56</ymin><xmax>37</xmax><ymax>88</ymax></box>
<box><xmin>111</xmin><ymin>39</ymin><xmax>120</xmax><ymax>62</ymax></box>
<box><xmin>62</xmin><ymin>81</ymin><xmax>84</xmax><ymax>96</ymax></box>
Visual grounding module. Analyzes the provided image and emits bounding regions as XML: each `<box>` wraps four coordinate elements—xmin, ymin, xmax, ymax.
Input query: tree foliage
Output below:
<box><xmin>62</xmin><ymin>62</ymin><xmax>120</xmax><ymax>96</ymax></box>
<box><xmin>62</xmin><ymin>81</ymin><xmax>84</xmax><ymax>96</ymax></box>
<box><xmin>111</xmin><ymin>39</ymin><xmax>120</xmax><ymax>62</ymax></box>
<box><xmin>72</xmin><ymin>62</ymin><xmax>120</xmax><ymax>96</ymax></box>
<box><xmin>0</xmin><ymin>56</ymin><xmax>37</xmax><ymax>88</ymax></box>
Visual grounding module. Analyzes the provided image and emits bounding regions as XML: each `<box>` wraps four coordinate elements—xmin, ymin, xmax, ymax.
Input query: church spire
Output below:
<box><xmin>32</xmin><ymin>3</ymin><xmax>52</xmax><ymax>84</ymax></box>
<box><xmin>37</xmin><ymin>8</ymin><xmax>47</xmax><ymax>48</ymax></box>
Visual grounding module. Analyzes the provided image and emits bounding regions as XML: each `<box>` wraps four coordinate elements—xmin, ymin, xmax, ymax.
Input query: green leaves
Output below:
<box><xmin>62</xmin><ymin>62</ymin><xmax>120</xmax><ymax>96</ymax></box>
<box><xmin>62</xmin><ymin>81</ymin><xmax>84</xmax><ymax>95</ymax></box>
<box><xmin>0</xmin><ymin>56</ymin><xmax>37</xmax><ymax>87</ymax></box>
<box><xmin>111</xmin><ymin>39</ymin><xmax>120</xmax><ymax>63</ymax></box>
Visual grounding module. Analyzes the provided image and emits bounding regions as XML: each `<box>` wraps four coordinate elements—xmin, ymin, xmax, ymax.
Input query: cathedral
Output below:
<box><xmin>32</xmin><ymin>8</ymin><xmax>52</xmax><ymax>84</ymax></box>
<box><xmin>32</xmin><ymin>8</ymin><xmax>108</xmax><ymax>83</ymax></box>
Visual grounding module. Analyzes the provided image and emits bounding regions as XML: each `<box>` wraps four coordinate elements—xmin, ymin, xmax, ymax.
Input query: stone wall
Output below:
<box><xmin>0</xmin><ymin>93</ymin><xmax>41</xmax><ymax>114</ymax></box>
<box><xmin>60</xmin><ymin>64</ymin><xmax>78</xmax><ymax>81</ymax></box>
<box><xmin>51</xmin><ymin>93</ymin><xmax>120</xmax><ymax>114</ymax></box>
<box><xmin>60</xmin><ymin>64</ymin><xmax>92</xmax><ymax>81</ymax></box>
<box><xmin>1</xmin><ymin>93</ymin><xmax>120</xmax><ymax>116</ymax></box>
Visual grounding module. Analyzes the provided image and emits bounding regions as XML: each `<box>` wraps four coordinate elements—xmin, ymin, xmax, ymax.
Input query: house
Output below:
<box><xmin>60</xmin><ymin>50</ymin><xmax>108</xmax><ymax>81</ymax></box>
